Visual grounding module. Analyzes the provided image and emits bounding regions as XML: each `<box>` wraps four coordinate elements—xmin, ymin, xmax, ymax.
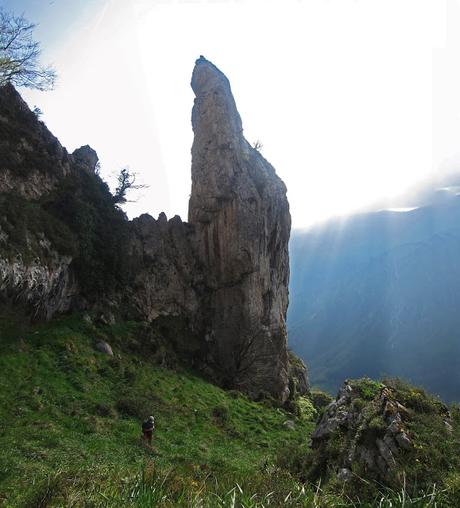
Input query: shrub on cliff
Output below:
<box><xmin>43</xmin><ymin>169</ymin><xmax>131</xmax><ymax>296</ymax></box>
<box><xmin>113</xmin><ymin>167</ymin><xmax>147</xmax><ymax>205</ymax></box>
<box><xmin>0</xmin><ymin>193</ymin><xmax>77</xmax><ymax>261</ymax></box>
<box><xmin>310</xmin><ymin>389</ymin><xmax>334</xmax><ymax>415</ymax></box>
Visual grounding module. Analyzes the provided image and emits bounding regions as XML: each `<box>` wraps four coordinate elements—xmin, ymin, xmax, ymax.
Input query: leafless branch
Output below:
<box><xmin>0</xmin><ymin>8</ymin><xmax>56</xmax><ymax>90</ymax></box>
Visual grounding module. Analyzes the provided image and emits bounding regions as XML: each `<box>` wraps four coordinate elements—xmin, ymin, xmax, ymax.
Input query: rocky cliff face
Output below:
<box><xmin>0</xmin><ymin>253</ymin><xmax>76</xmax><ymax>321</ymax></box>
<box><xmin>188</xmin><ymin>58</ymin><xmax>291</xmax><ymax>401</ymax></box>
<box><xmin>0</xmin><ymin>59</ymin><xmax>295</xmax><ymax>401</ymax></box>
<box><xmin>127</xmin><ymin>212</ymin><xmax>202</xmax><ymax>323</ymax></box>
<box><xmin>0</xmin><ymin>84</ymin><xmax>82</xmax><ymax>319</ymax></box>
<box><xmin>0</xmin><ymin>83</ymin><xmax>72</xmax><ymax>199</ymax></box>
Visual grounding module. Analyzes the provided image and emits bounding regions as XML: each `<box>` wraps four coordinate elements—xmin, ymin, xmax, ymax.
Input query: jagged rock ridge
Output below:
<box><xmin>0</xmin><ymin>59</ymin><xmax>298</xmax><ymax>401</ymax></box>
<box><xmin>127</xmin><ymin>212</ymin><xmax>202</xmax><ymax>323</ymax></box>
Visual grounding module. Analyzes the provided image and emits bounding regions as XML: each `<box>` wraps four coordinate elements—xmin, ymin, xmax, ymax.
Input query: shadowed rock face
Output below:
<box><xmin>0</xmin><ymin>62</ymin><xmax>295</xmax><ymax>401</ymax></box>
<box><xmin>127</xmin><ymin>213</ymin><xmax>202</xmax><ymax>323</ymax></box>
<box><xmin>189</xmin><ymin>58</ymin><xmax>291</xmax><ymax>401</ymax></box>
<box><xmin>0</xmin><ymin>83</ymin><xmax>72</xmax><ymax>199</ymax></box>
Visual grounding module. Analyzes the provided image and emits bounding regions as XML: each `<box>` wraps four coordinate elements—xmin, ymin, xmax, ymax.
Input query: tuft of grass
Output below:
<box><xmin>354</xmin><ymin>377</ymin><xmax>384</xmax><ymax>400</ymax></box>
<box><xmin>310</xmin><ymin>389</ymin><xmax>334</xmax><ymax>415</ymax></box>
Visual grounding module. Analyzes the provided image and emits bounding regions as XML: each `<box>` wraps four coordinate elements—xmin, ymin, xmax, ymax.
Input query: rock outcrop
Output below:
<box><xmin>310</xmin><ymin>380</ymin><xmax>414</xmax><ymax>483</ymax></box>
<box><xmin>72</xmin><ymin>145</ymin><xmax>99</xmax><ymax>173</ymax></box>
<box><xmin>0</xmin><ymin>59</ymin><xmax>294</xmax><ymax>401</ymax></box>
<box><xmin>127</xmin><ymin>212</ymin><xmax>202</xmax><ymax>323</ymax></box>
<box><xmin>306</xmin><ymin>377</ymin><xmax>456</xmax><ymax>493</ymax></box>
<box><xmin>0</xmin><ymin>251</ymin><xmax>76</xmax><ymax>321</ymax></box>
<box><xmin>311</xmin><ymin>379</ymin><xmax>430</xmax><ymax>482</ymax></box>
<box><xmin>0</xmin><ymin>83</ymin><xmax>72</xmax><ymax>199</ymax></box>
<box><xmin>288</xmin><ymin>351</ymin><xmax>310</xmax><ymax>396</ymax></box>
<box><xmin>188</xmin><ymin>58</ymin><xmax>291</xmax><ymax>401</ymax></box>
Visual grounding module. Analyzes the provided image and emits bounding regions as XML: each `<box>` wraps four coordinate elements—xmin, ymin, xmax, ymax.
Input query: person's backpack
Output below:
<box><xmin>142</xmin><ymin>418</ymin><xmax>154</xmax><ymax>432</ymax></box>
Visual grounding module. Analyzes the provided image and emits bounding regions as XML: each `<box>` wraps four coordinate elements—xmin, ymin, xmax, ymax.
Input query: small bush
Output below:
<box><xmin>296</xmin><ymin>396</ymin><xmax>317</xmax><ymax>421</ymax></box>
<box><xmin>275</xmin><ymin>441</ymin><xmax>312</xmax><ymax>477</ymax></box>
<box><xmin>310</xmin><ymin>389</ymin><xmax>334</xmax><ymax>414</ymax></box>
<box><xmin>351</xmin><ymin>397</ymin><xmax>365</xmax><ymax>411</ymax></box>
<box><xmin>94</xmin><ymin>403</ymin><xmax>117</xmax><ymax>418</ymax></box>
<box><xmin>212</xmin><ymin>404</ymin><xmax>230</xmax><ymax>425</ymax></box>
<box><xmin>367</xmin><ymin>415</ymin><xmax>386</xmax><ymax>435</ymax></box>
<box><xmin>385</xmin><ymin>378</ymin><xmax>446</xmax><ymax>414</ymax></box>
<box><xmin>116</xmin><ymin>397</ymin><xmax>153</xmax><ymax>420</ymax></box>
<box><xmin>355</xmin><ymin>378</ymin><xmax>384</xmax><ymax>400</ymax></box>
<box><xmin>442</xmin><ymin>472</ymin><xmax>460</xmax><ymax>507</ymax></box>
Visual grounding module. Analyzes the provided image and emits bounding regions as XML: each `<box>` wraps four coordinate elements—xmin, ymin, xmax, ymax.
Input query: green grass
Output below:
<box><xmin>1</xmin><ymin>313</ymin><xmax>459</xmax><ymax>506</ymax></box>
<box><xmin>353</xmin><ymin>377</ymin><xmax>385</xmax><ymax>400</ymax></box>
<box><xmin>0</xmin><ymin>313</ymin><xmax>315</xmax><ymax>506</ymax></box>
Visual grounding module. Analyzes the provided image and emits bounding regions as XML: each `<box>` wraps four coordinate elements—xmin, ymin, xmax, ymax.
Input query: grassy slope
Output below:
<box><xmin>2</xmin><ymin>312</ymin><xmax>459</xmax><ymax>507</ymax></box>
<box><xmin>0</xmin><ymin>312</ymin><xmax>315</xmax><ymax>506</ymax></box>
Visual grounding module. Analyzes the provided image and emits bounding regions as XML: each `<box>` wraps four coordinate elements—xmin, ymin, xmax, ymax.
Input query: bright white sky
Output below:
<box><xmin>9</xmin><ymin>0</ymin><xmax>460</xmax><ymax>227</ymax></box>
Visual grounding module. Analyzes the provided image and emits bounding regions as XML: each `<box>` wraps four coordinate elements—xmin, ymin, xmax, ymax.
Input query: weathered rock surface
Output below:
<box><xmin>127</xmin><ymin>212</ymin><xmax>202</xmax><ymax>323</ymax></box>
<box><xmin>288</xmin><ymin>351</ymin><xmax>310</xmax><ymax>397</ymax></box>
<box><xmin>188</xmin><ymin>57</ymin><xmax>291</xmax><ymax>401</ymax></box>
<box><xmin>0</xmin><ymin>83</ymin><xmax>85</xmax><ymax>319</ymax></box>
<box><xmin>0</xmin><ymin>83</ymin><xmax>72</xmax><ymax>199</ymax></box>
<box><xmin>72</xmin><ymin>145</ymin><xmax>99</xmax><ymax>173</ymax></box>
<box><xmin>0</xmin><ymin>251</ymin><xmax>76</xmax><ymax>320</ymax></box>
<box><xmin>95</xmin><ymin>340</ymin><xmax>114</xmax><ymax>356</ymax></box>
<box><xmin>310</xmin><ymin>380</ymin><xmax>415</xmax><ymax>482</ymax></box>
<box><xmin>0</xmin><ymin>60</ymin><xmax>294</xmax><ymax>401</ymax></box>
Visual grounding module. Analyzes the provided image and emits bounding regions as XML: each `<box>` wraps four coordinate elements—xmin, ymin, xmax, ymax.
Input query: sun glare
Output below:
<box><xmin>20</xmin><ymin>0</ymin><xmax>452</xmax><ymax>228</ymax></box>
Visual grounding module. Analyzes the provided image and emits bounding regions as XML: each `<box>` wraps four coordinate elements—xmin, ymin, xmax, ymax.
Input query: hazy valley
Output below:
<box><xmin>289</xmin><ymin>197</ymin><xmax>460</xmax><ymax>402</ymax></box>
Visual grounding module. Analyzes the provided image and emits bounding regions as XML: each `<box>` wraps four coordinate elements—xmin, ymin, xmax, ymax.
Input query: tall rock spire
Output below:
<box><xmin>189</xmin><ymin>57</ymin><xmax>291</xmax><ymax>401</ymax></box>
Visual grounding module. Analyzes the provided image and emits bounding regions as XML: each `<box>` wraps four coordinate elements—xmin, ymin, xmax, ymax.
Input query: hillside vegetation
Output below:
<box><xmin>0</xmin><ymin>311</ymin><xmax>317</xmax><ymax>506</ymax></box>
<box><xmin>1</xmin><ymin>311</ymin><xmax>460</xmax><ymax>507</ymax></box>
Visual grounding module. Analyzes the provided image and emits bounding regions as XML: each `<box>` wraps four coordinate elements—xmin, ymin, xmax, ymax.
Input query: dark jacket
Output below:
<box><xmin>142</xmin><ymin>419</ymin><xmax>154</xmax><ymax>432</ymax></box>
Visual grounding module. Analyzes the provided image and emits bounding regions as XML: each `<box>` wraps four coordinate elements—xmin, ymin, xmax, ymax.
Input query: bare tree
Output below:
<box><xmin>232</xmin><ymin>327</ymin><xmax>262</xmax><ymax>379</ymax></box>
<box><xmin>218</xmin><ymin>321</ymin><xmax>266</xmax><ymax>389</ymax></box>
<box><xmin>113</xmin><ymin>167</ymin><xmax>147</xmax><ymax>205</ymax></box>
<box><xmin>0</xmin><ymin>8</ymin><xmax>56</xmax><ymax>90</ymax></box>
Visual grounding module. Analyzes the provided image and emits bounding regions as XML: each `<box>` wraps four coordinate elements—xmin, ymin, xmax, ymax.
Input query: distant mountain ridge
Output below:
<box><xmin>288</xmin><ymin>198</ymin><xmax>460</xmax><ymax>402</ymax></box>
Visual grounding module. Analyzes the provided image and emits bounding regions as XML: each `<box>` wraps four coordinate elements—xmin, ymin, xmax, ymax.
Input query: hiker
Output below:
<box><xmin>142</xmin><ymin>415</ymin><xmax>155</xmax><ymax>446</ymax></box>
